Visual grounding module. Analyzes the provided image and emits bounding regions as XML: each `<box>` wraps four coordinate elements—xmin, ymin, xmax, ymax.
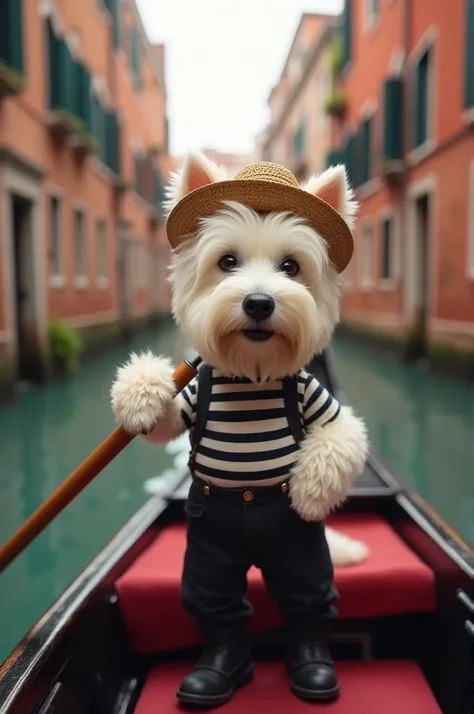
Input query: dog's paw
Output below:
<box><xmin>325</xmin><ymin>526</ymin><xmax>369</xmax><ymax>567</ymax></box>
<box><xmin>110</xmin><ymin>351</ymin><xmax>176</xmax><ymax>434</ymax></box>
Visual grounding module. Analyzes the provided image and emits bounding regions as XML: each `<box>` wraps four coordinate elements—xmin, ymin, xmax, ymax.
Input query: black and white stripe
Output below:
<box><xmin>181</xmin><ymin>368</ymin><xmax>340</xmax><ymax>486</ymax></box>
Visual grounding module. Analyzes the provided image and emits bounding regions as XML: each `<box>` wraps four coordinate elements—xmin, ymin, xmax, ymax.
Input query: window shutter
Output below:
<box><xmin>383</xmin><ymin>78</ymin><xmax>403</xmax><ymax>160</ymax></box>
<box><xmin>0</xmin><ymin>0</ymin><xmax>24</xmax><ymax>73</ymax></box>
<box><xmin>47</xmin><ymin>19</ymin><xmax>61</xmax><ymax>109</ymax></box>
<box><xmin>414</xmin><ymin>51</ymin><xmax>429</xmax><ymax>147</ymax></box>
<box><xmin>105</xmin><ymin>110</ymin><xmax>121</xmax><ymax>174</ymax></box>
<box><xmin>465</xmin><ymin>0</ymin><xmax>474</xmax><ymax>108</ymax></box>
<box><xmin>341</xmin><ymin>1</ymin><xmax>352</xmax><ymax>70</ymax></box>
<box><xmin>104</xmin><ymin>0</ymin><xmax>121</xmax><ymax>48</ymax></box>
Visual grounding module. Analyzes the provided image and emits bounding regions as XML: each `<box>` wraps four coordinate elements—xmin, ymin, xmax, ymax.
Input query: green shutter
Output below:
<box><xmin>134</xmin><ymin>154</ymin><xmax>141</xmax><ymax>192</ymax></box>
<box><xmin>91</xmin><ymin>92</ymin><xmax>107</xmax><ymax>163</ymax></box>
<box><xmin>293</xmin><ymin>122</ymin><xmax>306</xmax><ymax>160</ymax></box>
<box><xmin>342</xmin><ymin>133</ymin><xmax>355</xmax><ymax>185</ymax></box>
<box><xmin>77</xmin><ymin>63</ymin><xmax>93</xmax><ymax>134</ymax></box>
<box><xmin>325</xmin><ymin>148</ymin><xmax>342</xmax><ymax>168</ymax></box>
<box><xmin>130</xmin><ymin>27</ymin><xmax>142</xmax><ymax>87</ymax></box>
<box><xmin>465</xmin><ymin>0</ymin><xmax>474</xmax><ymax>107</ymax></box>
<box><xmin>381</xmin><ymin>218</ymin><xmax>392</xmax><ymax>279</ymax></box>
<box><xmin>105</xmin><ymin>111</ymin><xmax>121</xmax><ymax>174</ymax></box>
<box><xmin>59</xmin><ymin>39</ymin><xmax>76</xmax><ymax>115</ymax></box>
<box><xmin>341</xmin><ymin>1</ymin><xmax>352</xmax><ymax>70</ymax></box>
<box><xmin>0</xmin><ymin>0</ymin><xmax>24</xmax><ymax>73</ymax></box>
<box><xmin>360</xmin><ymin>116</ymin><xmax>373</xmax><ymax>184</ymax></box>
<box><xmin>155</xmin><ymin>170</ymin><xmax>165</xmax><ymax>214</ymax></box>
<box><xmin>414</xmin><ymin>50</ymin><xmax>429</xmax><ymax>148</ymax></box>
<box><xmin>47</xmin><ymin>19</ymin><xmax>61</xmax><ymax>109</ymax></box>
<box><xmin>47</xmin><ymin>26</ymin><xmax>77</xmax><ymax>117</ymax></box>
<box><xmin>104</xmin><ymin>0</ymin><xmax>121</xmax><ymax>48</ymax></box>
<box><xmin>383</xmin><ymin>78</ymin><xmax>403</xmax><ymax>160</ymax></box>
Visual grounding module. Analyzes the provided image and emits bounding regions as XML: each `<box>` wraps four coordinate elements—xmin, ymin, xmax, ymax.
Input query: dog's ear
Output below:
<box><xmin>302</xmin><ymin>165</ymin><xmax>357</xmax><ymax>230</ymax></box>
<box><xmin>164</xmin><ymin>152</ymin><xmax>227</xmax><ymax>216</ymax></box>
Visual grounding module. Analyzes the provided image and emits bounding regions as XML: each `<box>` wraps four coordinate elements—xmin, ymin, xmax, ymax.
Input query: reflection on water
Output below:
<box><xmin>0</xmin><ymin>322</ymin><xmax>189</xmax><ymax>664</ymax></box>
<box><xmin>332</xmin><ymin>337</ymin><xmax>474</xmax><ymax>545</ymax></box>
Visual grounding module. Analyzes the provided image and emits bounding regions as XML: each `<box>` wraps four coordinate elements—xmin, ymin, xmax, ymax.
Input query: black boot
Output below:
<box><xmin>177</xmin><ymin>629</ymin><xmax>253</xmax><ymax>708</ymax></box>
<box><xmin>286</xmin><ymin>622</ymin><xmax>339</xmax><ymax>702</ymax></box>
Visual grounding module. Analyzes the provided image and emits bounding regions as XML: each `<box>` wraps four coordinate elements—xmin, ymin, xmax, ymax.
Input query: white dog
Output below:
<box><xmin>112</xmin><ymin>153</ymin><xmax>370</xmax><ymax>705</ymax></box>
<box><xmin>111</xmin><ymin>152</ymin><xmax>369</xmax><ymax>567</ymax></box>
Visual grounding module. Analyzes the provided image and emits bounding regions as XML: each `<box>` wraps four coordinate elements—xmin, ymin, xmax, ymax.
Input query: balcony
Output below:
<box><xmin>325</xmin><ymin>88</ymin><xmax>348</xmax><ymax>119</ymax></box>
<box><xmin>68</xmin><ymin>132</ymin><xmax>99</xmax><ymax>159</ymax></box>
<box><xmin>382</xmin><ymin>77</ymin><xmax>404</xmax><ymax>183</ymax></box>
<box><xmin>0</xmin><ymin>0</ymin><xmax>26</xmax><ymax>99</ymax></box>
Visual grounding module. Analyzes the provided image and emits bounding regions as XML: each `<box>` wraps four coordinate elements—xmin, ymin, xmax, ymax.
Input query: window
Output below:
<box><xmin>293</xmin><ymin>120</ymin><xmax>306</xmax><ymax>161</ymax></box>
<box><xmin>0</xmin><ymin>0</ymin><xmax>24</xmax><ymax>74</ymax></box>
<box><xmin>360</xmin><ymin>224</ymin><xmax>374</xmax><ymax>289</ymax></box>
<box><xmin>380</xmin><ymin>216</ymin><xmax>394</xmax><ymax>281</ymax></box>
<box><xmin>91</xmin><ymin>89</ymin><xmax>107</xmax><ymax>164</ymax></box>
<box><xmin>96</xmin><ymin>220</ymin><xmax>108</xmax><ymax>283</ymax></box>
<box><xmin>105</xmin><ymin>110</ymin><xmax>121</xmax><ymax>174</ymax></box>
<box><xmin>357</xmin><ymin>114</ymin><xmax>374</xmax><ymax>186</ymax></box>
<box><xmin>130</xmin><ymin>26</ymin><xmax>142</xmax><ymax>88</ymax></box>
<box><xmin>340</xmin><ymin>1</ymin><xmax>352</xmax><ymax>69</ymax></box>
<box><xmin>383</xmin><ymin>78</ymin><xmax>404</xmax><ymax>161</ymax></box>
<box><xmin>49</xmin><ymin>196</ymin><xmax>62</xmax><ymax>281</ymax></box>
<box><xmin>132</xmin><ymin>242</ymin><xmax>147</xmax><ymax>287</ymax></box>
<box><xmin>74</xmin><ymin>209</ymin><xmax>87</xmax><ymax>283</ymax></box>
<box><xmin>316</xmin><ymin>70</ymin><xmax>329</xmax><ymax>132</ymax></box>
<box><xmin>413</xmin><ymin>48</ymin><xmax>432</xmax><ymax>148</ymax></box>
<box><xmin>365</xmin><ymin>0</ymin><xmax>380</xmax><ymax>29</ymax></box>
<box><xmin>465</xmin><ymin>0</ymin><xmax>474</xmax><ymax>109</ymax></box>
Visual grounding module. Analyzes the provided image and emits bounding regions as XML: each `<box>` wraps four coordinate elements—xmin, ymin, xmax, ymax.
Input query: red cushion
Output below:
<box><xmin>134</xmin><ymin>660</ymin><xmax>441</xmax><ymax>714</ymax></box>
<box><xmin>115</xmin><ymin>513</ymin><xmax>436</xmax><ymax>654</ymax></box>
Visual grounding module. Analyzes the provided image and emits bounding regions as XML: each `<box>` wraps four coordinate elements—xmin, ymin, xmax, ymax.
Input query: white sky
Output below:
<box><xmin>136</xmin><ymin>0</ymin><xmax>343</xmax><ymax>157</ymax></box>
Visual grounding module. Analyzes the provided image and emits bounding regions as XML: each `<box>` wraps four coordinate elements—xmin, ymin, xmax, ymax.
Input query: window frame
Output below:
<box><xmin>95</xmin><ymin>218</ymin><xmax>109</xmax><ymax>287</ymax></box>
<box><xmin>48</xmin><ymin>191</ymin><xmax>65</xmax><ymax>288</ymax></box>
<box><xmin>359</xmin><ymin>220</ymin><xmax>375</xmax><ymax>291</ymax></box>
<box><xmin>73</xmin><ymin>205</ymin><xmax>88</xmax><ymax>289</ymax></box>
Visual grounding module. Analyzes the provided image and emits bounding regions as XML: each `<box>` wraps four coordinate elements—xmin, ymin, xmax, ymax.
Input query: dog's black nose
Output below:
<box><xmin>242</xmin><ymin>293</ymin><xmax>275</xmax><ymax>321</ymax></box>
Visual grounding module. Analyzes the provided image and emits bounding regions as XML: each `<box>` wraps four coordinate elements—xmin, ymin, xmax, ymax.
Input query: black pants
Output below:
<box><xmin>181</xmin><ymin>477</ymin><xmax>338</xmax><ymax>633</ymax></box>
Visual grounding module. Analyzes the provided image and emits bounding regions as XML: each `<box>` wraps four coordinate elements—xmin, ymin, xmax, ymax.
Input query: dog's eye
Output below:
<box><xmin>279</xmin><ymin>258</ymin><xmax>299</xmax><ymax>278</ymax></box>
<box><xmin>218</xmin><ymin>254</ymin><xmax>238</xmax><ymax>272</ymax></box>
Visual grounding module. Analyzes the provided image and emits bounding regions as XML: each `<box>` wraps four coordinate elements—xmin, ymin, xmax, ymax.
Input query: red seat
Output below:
<box><xmin>134</xmin><ymin>660</ymin><xmax>441</xmax><ymax>714</ymax></box>
<box><xmin>115</xmin><ymin>513</ymin><xmax>436</xmax><ymax>654</ymax></box>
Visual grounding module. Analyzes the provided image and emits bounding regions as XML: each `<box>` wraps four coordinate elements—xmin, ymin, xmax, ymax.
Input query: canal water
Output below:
<box><xmin>0</xmin><ymin>323</ymin><xmax>472</xmax><ymax>664</ymax></box>
<box><xmin>332</xmin><ymin>338</ymin><xmax>474</xmax><ymax>546</ymax></box>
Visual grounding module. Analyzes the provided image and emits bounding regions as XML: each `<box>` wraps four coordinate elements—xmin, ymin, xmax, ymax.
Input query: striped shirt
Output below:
<box><xmin>180</xmin><ymin>367</ymin><xmax>341</xmax><ymax>488</ymax></box>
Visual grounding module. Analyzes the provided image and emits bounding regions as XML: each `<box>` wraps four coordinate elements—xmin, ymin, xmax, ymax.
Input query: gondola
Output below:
<box><xmin>0</xmin><ymin>348</ymin><xmax>473</xmax><ymax>714</ymax></box>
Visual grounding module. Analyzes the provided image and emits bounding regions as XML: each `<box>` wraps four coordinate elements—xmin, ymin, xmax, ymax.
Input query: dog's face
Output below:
<box><xmin>165</xmin><ymin>153</ymin><xmax>357</xmax><ymax>382</ymax></box>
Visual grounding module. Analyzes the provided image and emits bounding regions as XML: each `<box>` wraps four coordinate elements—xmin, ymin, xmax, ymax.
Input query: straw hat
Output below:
<box><xmin>166</xmin><ymin>161</ymin><xmax>353</xmax><ymax>273</ymax></box>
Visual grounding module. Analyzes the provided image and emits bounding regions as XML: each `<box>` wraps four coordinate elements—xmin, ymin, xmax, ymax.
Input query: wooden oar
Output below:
<box><xmin>0</xmin><ymin>354</ymin><xmax>202</xmax><ymax>575</ymax></box>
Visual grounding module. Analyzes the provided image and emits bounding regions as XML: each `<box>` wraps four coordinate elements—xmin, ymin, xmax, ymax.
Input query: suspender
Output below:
<box><xmin>282</xmin><ymin>373</ymin><xmax>305</xmax><ymax>446</ymax></box>
<box><xmin>188</xmin><ymin>364</ymin><xmax>305</xmax><ymax>471</ymax></box>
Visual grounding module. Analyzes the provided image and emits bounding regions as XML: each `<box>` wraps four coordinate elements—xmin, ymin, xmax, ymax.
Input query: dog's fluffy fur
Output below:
<box><xmin>111</xmin><ymin>152</ymin><xmax>369</xmax><ymax>567</ymax></box>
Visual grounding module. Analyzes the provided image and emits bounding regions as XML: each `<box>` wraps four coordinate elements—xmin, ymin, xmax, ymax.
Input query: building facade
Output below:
<box><xmin>0</xmin><ymin>0</ymin><xmax>170</xmax><ymax>398</ymax></box>
<box><xmin>328</xmin><ymin>0</ymin><xmax>474</xmax><ymax>377</ymax></box>
<box><xmin>261</xmin><ymin>13</ymin><xmax>338</xmax><ymax>183</ymax></box>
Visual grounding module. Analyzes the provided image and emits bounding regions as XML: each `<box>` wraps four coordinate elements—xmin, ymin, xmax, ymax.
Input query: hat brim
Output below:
<box><xmin>166</xmin><ymin>179</ymin><xmax>354</xmax><ymax>273</ymax></box>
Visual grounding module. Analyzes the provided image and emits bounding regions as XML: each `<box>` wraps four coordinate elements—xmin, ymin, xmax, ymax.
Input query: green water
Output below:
<box><xmin>0</xmin><ymin>326</ymin><xmax>472</xmax><ymax>665</ymax></box>
<box><xmin>332</xmin><ymin>338</ymin><xmax>474</xmax><ymax>546</ymax></box>
<box><xmin>0</xmin><ymin>322</ymin><xmax>190</xmax><ymax>664</ymax></box>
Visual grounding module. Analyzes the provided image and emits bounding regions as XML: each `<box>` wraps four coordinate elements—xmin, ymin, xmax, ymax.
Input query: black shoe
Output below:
<box><xmin>177</xmin><ymin>629</ymin><xmax>253</xmax><ymax>708</ymax></box>
<box><xmin>286</xmin><ymin>624</ymin><xmax>339</xmax><ymax>702</ymax></box>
